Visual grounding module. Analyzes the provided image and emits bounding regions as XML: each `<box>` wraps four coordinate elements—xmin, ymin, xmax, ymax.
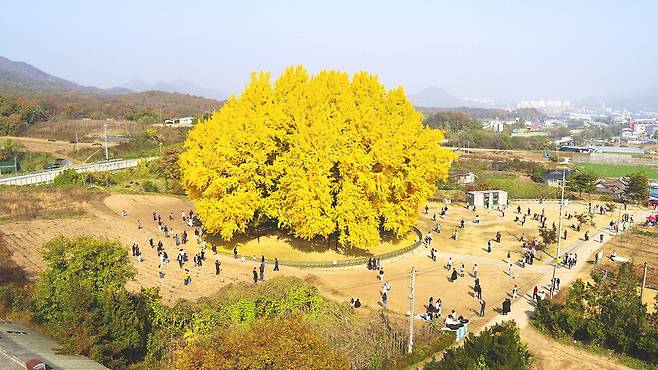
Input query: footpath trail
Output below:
<box><xmin>481</xmin><ymin>210</ymin><xmax>653</xmax><ymax>330</ymax></box>
<box><xmin>414</xmin><ymin>208</ymin><xmax>651</xmax><ymax>370</ymax></box>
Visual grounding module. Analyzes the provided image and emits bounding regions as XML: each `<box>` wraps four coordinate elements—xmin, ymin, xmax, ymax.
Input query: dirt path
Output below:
<box><xmin>521</xmin><ymin>325</ymin><xmax>631</xmax><ymax>370</ymax></box>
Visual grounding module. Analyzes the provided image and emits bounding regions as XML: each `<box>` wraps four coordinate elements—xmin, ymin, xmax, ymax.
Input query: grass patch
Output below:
<box><xmin>632</xmin><ymin>229</ymin><xmax>658</xmax><ymax>238</ymax></box>
<box><xmin>482</xmin><ymin>178</ymin><xmax>560</xmax><ymax>199</ymax></box>
<box><xmin>576</xmin><ymin>163</ymin><xmax>658</xmax><ymax>179</ymax></box>
<box><xmin>0</xmin><ymin>185</ymin><xmax>102</xmax><ymax>223</ymax></box>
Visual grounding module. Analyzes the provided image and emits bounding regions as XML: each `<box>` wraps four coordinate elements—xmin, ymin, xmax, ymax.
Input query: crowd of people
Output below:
<box><xmin>121</xmin><ymin>207</ymin><xmax>284</xmax><ymax>288</ymax></box>
<box><xmin>119</xmin><ymin>196</ymin><xmax>639</xmax><ymax>335</ymax></box>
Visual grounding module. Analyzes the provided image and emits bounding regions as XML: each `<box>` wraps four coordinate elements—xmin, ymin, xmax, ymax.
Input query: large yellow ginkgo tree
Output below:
<box><xmin>179</xmin><ymin>66</ymin><xmax>457</xmax><ymax>248</ymax></box>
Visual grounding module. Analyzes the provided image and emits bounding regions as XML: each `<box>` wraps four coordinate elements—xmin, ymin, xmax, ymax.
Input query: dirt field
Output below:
<box><xmin>3</xmin><ymin>190</ymin><xmax>653</xmax><ymax>370</ymax></box>
<box><xmin>418</xmin><ymin>199</ymin><xmax>625</xmax><ymax>262</ymax></box>
<box><xmin>0</xmin><ymin>193</ymin><xmax>546</xmax><ymax>325</ymax></box>
<box><xmin>596</xmin><ymin>226</ymin><xmax>658</xmax><ymax>290</ymax></box>
<box><xmin>1</xmin><ymin>136</ymin><xmax>117</xmax><ymax>163</ymax></box>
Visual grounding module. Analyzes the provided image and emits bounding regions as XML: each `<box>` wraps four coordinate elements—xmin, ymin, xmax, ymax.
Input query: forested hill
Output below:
<box><xmin>0</xmin><ymin>56</ymin><xmax>224</xmax><ymax>134</ymax></box>
<box><xmin>0</xmin><ymin>92</ymin><xmax>224</xmax><ymax>135</ymax></box>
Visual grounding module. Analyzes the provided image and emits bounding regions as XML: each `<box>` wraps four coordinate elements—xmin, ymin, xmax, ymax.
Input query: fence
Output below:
<box><xmin>210</xmin><ymin>227</ymin><xmax>423</xmax><ymax>269</ymax></box>
<box><xmin>0</xmin><ymin>158</ymin><xmax>155</xmax><ymax>186</ymax></box>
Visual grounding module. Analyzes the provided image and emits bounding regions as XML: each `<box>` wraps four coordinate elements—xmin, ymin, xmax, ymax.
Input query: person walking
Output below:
<box><xmin>479</xmin><ymin>299</ymin><xmax>486</xmax><ymax>317</ymax></box>
<box><xmin>599</xmin><ymin>233</ymin><xmax>604</xmax><ymax>243</ymax></box>
<box><xmin>259</xmin><ymin>262</ymin><xmax>265</xmax><ymax>281</ymax></box>
<box><xmin>381</xmin><ymin>291</ymin><xmax>388</xmax><ymax>309</ymax></box>
<box><xmin>487</xmin><ymin>240</ymin><xmax>492</xmax><ymax>253</ymax></box>
<box><xmin>183</xmin><ymin>269</ymin><xmax>191</xmax><ymax>286</ymax></box>
<box><xmin>533</xmin><ymin>286</ymin><xmax>539</xmax><ymax>301</ymax></box>
<box><xmin>215</xmin><ymin>259</ymin><xmax>221</xmax><ymax>275</ymax></box>
<box><xmin>378</xmin><ymin>267</ymin><xmax>385</xmax><ymax>281</ymax></box>
<box><xmin>459</xmin><ymin>263</ymin><xmax>465</xmax><ymax>277</ymax></box>
<box><xmin>450</xmin><ymin>268</ymin><xmax>458</xmax><ymax>282</ymax></box>
<box><xmin>446</xmin><ymin>257</ymin><xmax>453</xmax><ymax>270</ymax></box>
<box><xmin>472</xmin><ymin>264</ymin><xmax>478</xmax><ymax>279</ymax></box>
<box><xmin>233</xmin><ymin>246</ymin><xmax>238</xmax><ymax>259</ymax></box>
<box><xmin>274</xmin><ymin>258</ymin><xmax>280</xmax><ymax>271</ymax></box>
<box><xmin>474</xmin><ymin>283</ymin><xmax>482</xmax><ymax>299</ymax></box>
<box><xmin>252</xmin><ymin>267</ymin><xmax>258</xmax><ymax>284</ymax></box>
<box><xmin>512</xmin><ymin>284</ymin><xmax>518</xmax><ymax>299</ymax></box>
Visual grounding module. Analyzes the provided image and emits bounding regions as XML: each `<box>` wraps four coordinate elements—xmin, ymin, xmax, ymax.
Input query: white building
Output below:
<box><xmin>466</xmin><ymin>190</ymin><xmax>508</xmax><ymax>209</ymax></box>
<box><xmin>177</xmin><ymin>117</ymin><xmax>194</xmax><ymax>125</ymax></box>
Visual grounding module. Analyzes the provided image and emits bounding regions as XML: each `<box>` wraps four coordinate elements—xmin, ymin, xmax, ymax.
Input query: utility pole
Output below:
<box><xmin>640</xmin><ymin>262</ymin><xmax>648</xmax><ymax>301</ymax></box>
<box><xmin>75</xmin><ymin>132</ymin><xmax>79</xmax><ymax>153</ymax></box>
<box><xmin>550</xmin><ymin>263</ymin><xmax>557</xmax><ymax>297</ymax></box>
<box><xmin>556</xmin><ymin>169</ymin><xmax>566</xmax><ymax>259</ymax></box>
<box><xmin>617</xmin><ymin>201</ymin><xmax>623</xmax><ymax>235</ymax></box>
<box><xmin>551</xmin><ymin>169</ymin><xmax>567</xmax><ymax>298</ymax></box>
<box><xmin>407</xmin><ymin>266</ymin><xmax>416</xmax><ymax>354</ymax></box>
<box><xmin>103</xmin><ymin>121</ymin><xmax>109</xmax><ymax>161</ymax></box>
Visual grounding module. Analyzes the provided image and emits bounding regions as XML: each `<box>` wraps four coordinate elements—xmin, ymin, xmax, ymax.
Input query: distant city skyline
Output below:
<box><xmin>1</xmin><ymin>0</ymin><xmax>658</xmax><ymax>101</ymax></box>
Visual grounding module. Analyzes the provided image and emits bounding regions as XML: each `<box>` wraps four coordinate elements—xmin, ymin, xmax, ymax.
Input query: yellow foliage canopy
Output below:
<box><xmin>180</xmin><ymin>66</ymin><xmax>456</xmax><ymax>247</ymax></box>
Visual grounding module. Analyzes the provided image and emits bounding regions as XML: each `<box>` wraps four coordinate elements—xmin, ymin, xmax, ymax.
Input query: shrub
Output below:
<box><xmin>424</xmin><ymin>321</ymin><xmax>530</xmax><ymax>370</ymax></box>
<box><xmin>53</xmin><ymin>168</ymin><xmax>86</xmax><ymax>186</ymax></box>
<box><xmin>174</xmin><ymin>317</ymin><xmax>350</xmax><ymax>370</ymax></box>
<box><xmin>142</xmin><ymin>179</ymin><xmax>159</xmax><ymax>192</ymax></box>
<box><xmin>532</xmin><ymin>263</ymin><xmax>658</xmax><ymax>365</ymax></box>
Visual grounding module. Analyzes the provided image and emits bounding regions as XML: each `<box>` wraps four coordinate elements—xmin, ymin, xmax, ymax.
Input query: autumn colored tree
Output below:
<box><xmin>180</xmin><ymin>66</ymin><xmax>456</xmax><ymax>247</ymax></box>
<box><xmin>174</xmin><ymin>317</ymin><xmax>349</xmax><ymax>370</ymax></box>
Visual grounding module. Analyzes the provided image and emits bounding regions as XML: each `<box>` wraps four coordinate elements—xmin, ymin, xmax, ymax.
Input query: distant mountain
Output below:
<box><xmin>409</xmin><ymin>86</ymin><xmax>475</xmax><ymax>108</ymax></box>
<box><xmin>123</xmin><ymin>78</ymin><xmax>226</xmax><ymax>100</ymax></box>
<box><xmin>0</xmin><ymin>55</ymin><xmax>112</xmax><ymax>95</ymax></box>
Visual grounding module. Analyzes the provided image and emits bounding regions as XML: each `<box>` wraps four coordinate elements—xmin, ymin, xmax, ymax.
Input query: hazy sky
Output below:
<box><xmin>2</xmin><ymin>0</ymin><xmax>657</xmax><ymax>100</ymax></box>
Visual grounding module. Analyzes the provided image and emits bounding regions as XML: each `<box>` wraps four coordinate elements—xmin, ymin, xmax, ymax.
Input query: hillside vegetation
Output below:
<box><xmin>0</xmin><ymin>92</ymin><xmax>223</xmax><ymax>135</ymax></box>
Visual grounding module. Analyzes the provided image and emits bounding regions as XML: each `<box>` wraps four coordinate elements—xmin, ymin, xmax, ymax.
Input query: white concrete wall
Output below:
<box><xmin>0</xmin><ymin>158</ymin><xmax>149</xmax><ymax>186</ymax></box>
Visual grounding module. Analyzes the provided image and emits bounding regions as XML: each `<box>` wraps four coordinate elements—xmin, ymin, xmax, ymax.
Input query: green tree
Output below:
<box><xmin>567</xmin><ymin>171</ymin><xmax>598</xmax><ymax>197</ymax></box>
<box><xmin>624</xmin><ymin>172</ymin><xmax>649</xmax><ymax>203</ymax></box>
<box><xmin>0</xmin><ymin>138</ymin><xmax>22</xmax><ymax>160</ymax></box>
<box><xmin>533</xmin><ymin>263</ymin><xmax>658</xmax><ymax>364</ymax></box>
<box><xmin>424</xmin><ymin>321</ymin><xmax>530</xmax><ymax>370</ymax></box>
<box><xmin>33</xmin><ymin>236</ymin><xmax>145</xmax><ymax>368</ymax></box>
<box><xmin>53</xmin><ymin>168</ymin><xmax>86</xmax><ymax>186</ymax></box>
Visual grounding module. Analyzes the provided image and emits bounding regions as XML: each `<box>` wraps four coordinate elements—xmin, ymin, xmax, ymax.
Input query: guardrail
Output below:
<box><xmin>0</xmin><ymin>157</ymin><xmax>156</xmax><ymax>186</ymax></box>
<box><xmin>209</xmin><ymin>227</ymin><xmax>423</xmax><ymax>269</ymax></box>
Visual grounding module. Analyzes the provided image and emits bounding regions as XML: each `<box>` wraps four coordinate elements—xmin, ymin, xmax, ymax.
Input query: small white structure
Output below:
<box><xmin>466</xmin><ymin>190</ymin><xmax>508</xmax><ymax>209</ymax></box>
<box><xmin>449</xmin><ymin>171</ymin><xmax>477</xmax><ymax>185</ymax></box>
<box><xmin>177</xmin><ymin>117</ymin><xmax>193</xmax><ymax>125</ymax></box>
